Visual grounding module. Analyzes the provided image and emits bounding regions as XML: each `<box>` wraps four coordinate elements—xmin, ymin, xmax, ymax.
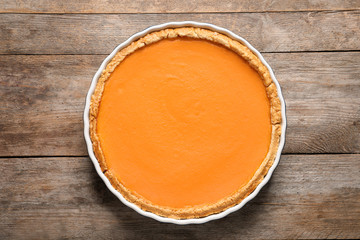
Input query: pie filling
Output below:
<box><xmin>90</xmin><ymin>27</ymin><xmax>281</xmax><ymax>219</ymax></box>
<box><xmin>96</xmin><ymin>37</ymin><xmax>271</xmax><ymax>208</ymax></box>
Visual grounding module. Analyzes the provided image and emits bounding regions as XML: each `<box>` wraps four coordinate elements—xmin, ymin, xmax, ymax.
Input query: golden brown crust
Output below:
<box><xmin>89</xmin><ymin>27</ymin><xmax>282</xmax><ymax>219</ymax></box>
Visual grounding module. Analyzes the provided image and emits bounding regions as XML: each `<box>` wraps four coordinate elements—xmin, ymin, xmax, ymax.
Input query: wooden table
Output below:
<box><xmin>1</xmin><ymin>1</ymin><xmax>359</xmax><ymax>239</ymax></box>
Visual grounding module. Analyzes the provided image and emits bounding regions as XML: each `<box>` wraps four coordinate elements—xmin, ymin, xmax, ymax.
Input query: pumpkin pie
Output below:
<box><xmin>89</xmin><ymin>27</ymin><xmax>282</xmax><ymax>219</ymax></box>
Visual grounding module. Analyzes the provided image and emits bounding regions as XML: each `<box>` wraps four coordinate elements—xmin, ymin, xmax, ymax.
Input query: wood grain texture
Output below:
<box><xmin>1</xmin><ymin>1</ymin><xmax>359</xmax><ymax>239</ymax></box>
<box><xmin>0</xmin><ymin>154</ymin><xmax>359</xmax><ymax>239</ymax></box>
<box><xmin>1</xmin><ymin>11</ymin><xmax>359</xmax><ymax>55</ymax></box>
<box><xmin>1</xmin><ymin>52</ymin><xmax>359</xmax><ymax>156</ymax></box>
<box><xmin>1</xmin><ymin>0</ymin><xmax>359</xmax><ymax>13</ymax></box>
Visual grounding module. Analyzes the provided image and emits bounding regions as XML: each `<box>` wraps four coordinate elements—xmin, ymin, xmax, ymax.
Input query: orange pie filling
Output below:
<box><xmin>90</xmin><ymin>28</ymin><xmax>281</xmax><ymax>219</ymax></box>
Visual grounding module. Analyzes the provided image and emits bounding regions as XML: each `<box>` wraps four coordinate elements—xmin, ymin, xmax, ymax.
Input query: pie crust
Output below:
<box><xmin>89</xmin><ymin>27</ymin><xmax>282</xmax><ymax>219</ymax></box>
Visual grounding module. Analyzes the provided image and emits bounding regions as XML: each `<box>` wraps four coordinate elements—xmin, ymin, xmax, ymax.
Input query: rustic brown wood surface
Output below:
<box><xmin>1</xmin><ymin>11</ymin><xmax>359</xmax><ymax>54</ymax></box>
<box><xmin>1</xmin><ymin>53</ymin><xmax>359</xmax><ymax>156</ymax></box>
<box><xmin>0</xmin><ymin>0</ymin><xmax>359</xmax><ymax>239</ymax></box>
<box><xmin>1</xmin><ymin>155</ymin><xmax>359</xmax><ymax>239</ymax></box>
<box><xmin>1</xmin><ymin>0</ymin><xmax>359</xmax><ymax>13</ymax></box>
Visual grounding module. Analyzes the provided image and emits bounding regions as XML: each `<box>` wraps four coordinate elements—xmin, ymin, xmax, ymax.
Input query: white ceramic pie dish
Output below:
<box><xmin>83</xmin><ymin>21</ymin><xmax>286</xmax><ymax>225</ymax></box>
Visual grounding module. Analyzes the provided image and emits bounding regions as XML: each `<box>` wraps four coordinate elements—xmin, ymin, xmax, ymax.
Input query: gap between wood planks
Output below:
<box><xmin>0</xmin><ymin>153</ymin><xmax>359</xmax><ymax>159</ymax></box>
<box><xmin>0</xmin><ymin>9</ymin><xmax>359</xmax><ymax>14</ymax></box>
<box><xmin>1</xmin><ymin>50</ymin><xmax>360</xmax><ymax>56</ymax></box>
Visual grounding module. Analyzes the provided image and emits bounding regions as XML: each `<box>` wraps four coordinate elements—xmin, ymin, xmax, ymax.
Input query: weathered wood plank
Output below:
<box><xmin>0</xmin><ymin>154</ymin><xmax>359</xmax><ymax>239</ymax></box>
<box><xmin>0</xmin><ymin>11</ymin><xmax>359</xmax><ymax>54</ymax></box>
<box><xmin>1</xmin><ymin>52</ymin><xmax>359</xmax><ymax>156</ymax></box>
<box><xmin>1</xmin><ymin>0</ymin><xmax>359</xmax><ymax>13</ymax></box>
